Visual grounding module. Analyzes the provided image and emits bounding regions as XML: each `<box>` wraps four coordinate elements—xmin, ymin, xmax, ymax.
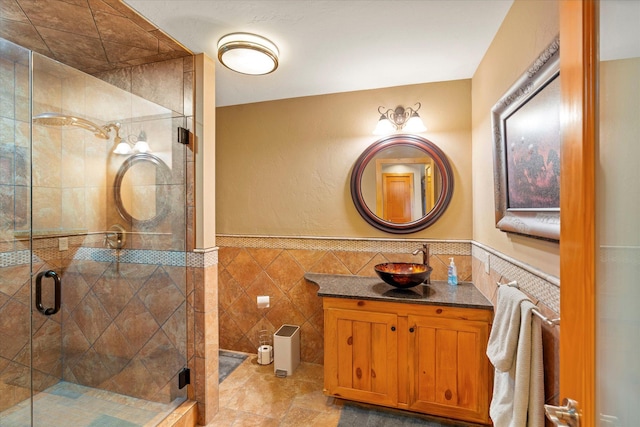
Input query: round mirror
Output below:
<box><xmin>114</xmin><ymin>153</ymin><xmax>172</xmax><ymax>227</ymax></box>
<box><xmin>350</xmin><ymin>134</ymin><xmax>454</xmax><ymax>233</ymax></box>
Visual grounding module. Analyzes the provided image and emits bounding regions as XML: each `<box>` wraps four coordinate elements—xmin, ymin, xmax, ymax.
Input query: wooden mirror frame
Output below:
<box><xmin>350</xmin><ymin>134</ymin><xmax>454</xmax><ymax>234</ymax></box>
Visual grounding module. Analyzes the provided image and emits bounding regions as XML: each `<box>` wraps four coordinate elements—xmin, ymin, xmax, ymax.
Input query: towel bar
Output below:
<box><xmin>496</xmin><ymin>281</ymin><xmax>560</xmax><ymax>327</ymax></box>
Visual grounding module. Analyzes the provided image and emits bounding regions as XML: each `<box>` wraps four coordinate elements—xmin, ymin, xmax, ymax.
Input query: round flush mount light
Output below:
<box><xmin>217</xmin><ymin>32</ymin><xmax>279</xmax><ymax>75</ymax></box>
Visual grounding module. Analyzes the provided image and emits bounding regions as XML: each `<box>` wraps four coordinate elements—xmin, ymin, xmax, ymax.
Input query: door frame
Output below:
<box><xmin>559</xmin><ymin>0</ymin><xmax>598</xmax><ymax>425</ymax></box>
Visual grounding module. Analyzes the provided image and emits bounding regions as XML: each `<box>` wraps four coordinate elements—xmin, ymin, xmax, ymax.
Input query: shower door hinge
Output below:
<box><xmin>178</xmin><ymin>368</ymin><xmax>190</xmax><ymax>389</ymax></box>
<box><xmin>177</xmin><ymin>127</ymin><xmax>190</xmax><ymax>145</ymax></box>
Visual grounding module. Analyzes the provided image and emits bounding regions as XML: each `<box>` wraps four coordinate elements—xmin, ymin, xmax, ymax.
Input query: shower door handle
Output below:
<box><xmin>36</xmin><ymin>270</ymin><xmax>61</xmax><ymax>316</ymax></box>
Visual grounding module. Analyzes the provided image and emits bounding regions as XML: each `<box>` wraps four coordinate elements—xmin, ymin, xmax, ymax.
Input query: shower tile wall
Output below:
<box><xmin>0</xmin><ymin>41</ymin><xmax>32</xmax><ymax>412</ymax></box>
<box><xmin>0</xmin><ymin>261</ymin><xmax>33</xmax><ymax>412</ymax></box>
<box><xmin>0</xmin><ymin>46</ymin><xmax>30</xmax><ymax>246</ymax></box>
<box><xmin>50</xmin><ymin>238</ymin><xmax>187</xmax><ymax>403</ymax></box>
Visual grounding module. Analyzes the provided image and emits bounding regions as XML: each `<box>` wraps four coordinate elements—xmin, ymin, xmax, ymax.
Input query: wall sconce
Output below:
<box><xmin>217</xmin><ymin>32</ymin><xmax>279</xmax><ymax>75</ymax></box>
<box><xmin>111</xmin><ymin>124</ymin><xmax>151</xmax><ymax>155</ymax></box>
<box><xmin>373</xmin><ymin>103</ymin><xmax>427</xmax><ymax>135</ymax></box>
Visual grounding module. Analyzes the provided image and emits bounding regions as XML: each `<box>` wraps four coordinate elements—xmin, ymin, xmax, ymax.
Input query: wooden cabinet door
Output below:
<box><xmin>324</xmin><ymin>308</ymin><xmax>398</xmax><ymax>407</ymax></box>
<box><xmin>407</xmin><ymin>315</ymin><xmax>491</xmax><ymax>424</ymax></box>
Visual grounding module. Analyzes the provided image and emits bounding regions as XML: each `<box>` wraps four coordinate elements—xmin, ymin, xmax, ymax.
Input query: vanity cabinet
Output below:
<box><xmin>406</xmin><ymin>312</ymin><xmax>491</xmax><ymax>423</ymax></box>
<box><xmin>323</xmin><ymin>297</ymin><xmax>492</xmax><ymax>425</ymax></box>
<box><xmin>324</xmin><ymin>305</ymin><xmax>399</xmax><ymax>407</ymax></box>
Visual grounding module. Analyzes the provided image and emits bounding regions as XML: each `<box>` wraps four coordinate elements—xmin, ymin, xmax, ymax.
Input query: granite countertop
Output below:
<box><xmin>305</xmin><ymin>273</ymin><xmax>493</xmax><ymax>310</ymax></box>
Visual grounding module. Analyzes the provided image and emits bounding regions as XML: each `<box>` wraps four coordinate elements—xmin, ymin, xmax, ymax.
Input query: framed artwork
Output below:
<box><xmin>491</xmin><ymin>36</ymin><xmax>560</xmax><ymax>241</ymax></box>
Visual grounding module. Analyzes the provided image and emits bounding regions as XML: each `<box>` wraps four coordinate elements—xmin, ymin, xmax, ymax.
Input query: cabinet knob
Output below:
<box><xmin>391</xmin><ymin>326</ymin><xmax>396</xmax><ymax>331</ymax></box>
<box><xmin>409</xmin><ymin>327</ymin><xmax>415</xmax><ymax>333</ymax></box>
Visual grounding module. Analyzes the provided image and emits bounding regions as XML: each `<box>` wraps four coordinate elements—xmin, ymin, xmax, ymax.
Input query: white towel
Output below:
<box><xmin>487</xmin><ymin>285</ymin><xmax>545</xmax><ymax>427</ymax></box>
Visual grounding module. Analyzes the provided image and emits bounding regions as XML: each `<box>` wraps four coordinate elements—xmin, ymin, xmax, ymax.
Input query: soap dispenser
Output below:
<box><xmin>447</xmin><ymin>258</ymin><xmax>458</xmax><ymax>285</ymax></box>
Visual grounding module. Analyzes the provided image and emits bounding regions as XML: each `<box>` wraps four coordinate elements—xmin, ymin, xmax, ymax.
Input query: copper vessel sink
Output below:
<box><xmin>374</xmin><ymin>263</ymin><xmax>432</xmax><ymax>289</ymax></box>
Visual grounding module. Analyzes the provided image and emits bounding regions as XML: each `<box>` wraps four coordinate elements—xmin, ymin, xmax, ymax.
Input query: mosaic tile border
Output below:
<box><xmin>1</xmin><ymin>246</ymin><xmax>220</xmax><ymax>268</ymax></box>
<box><xmin>188</xmin><ymin>247</ymin><xmax>218</xmax><ymax>268</ymax></box>
<box><xmin>472</xmin><ymin>242</ymin><xmax>560</xmax><ymax>313</ymax></box>
<box><xmin>216</xmin><ymin>235</ymin><xmax>471</xmax><ymax>255</ymax></box>
<box><xmin>0</xmin><ymin>249</ymin><xmax>31</xmax><ymax>268</ymax></box>
<box><xmin>73</xmin><ymin>247</ymin><xmax>188</xmax><ymax>266</ymax></box>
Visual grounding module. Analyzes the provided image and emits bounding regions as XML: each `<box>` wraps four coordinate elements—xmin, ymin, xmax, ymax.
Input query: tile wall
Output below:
<box><xmin>471</xmin><ymin>242</ymin><xmax>560</xmax><ymax>409</ymax></box>
<box><xmin>217</xmin><ymin>236</ymin><xmax>472</xmax><ymax>364</ymax></box>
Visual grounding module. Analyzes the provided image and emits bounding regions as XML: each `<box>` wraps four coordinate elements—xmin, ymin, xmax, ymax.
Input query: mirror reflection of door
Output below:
<box><xmin>381</xmin><ymin>173</ymin><xmax>413</xmax><ymax>222</ymax></box>
<box><xmin>375</xmin><ymin>157</ymin><xmax>433</xmax><ymax>222</ymax></box>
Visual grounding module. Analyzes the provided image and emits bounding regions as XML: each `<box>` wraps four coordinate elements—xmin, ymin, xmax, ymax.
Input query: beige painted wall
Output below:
<box><xmin>216</xmin><ymin>79</ymin><xmax>472</xmax><ymax>239</ymax></box>
<box><xmin>471</xmin><ymin>0</ymin><xmax>560</xmax><ymax>277</ymax></box>
<box><xmin>195</xmin><ymin>54</ymin><xmax>217</xmax><ymax>249</ymax></box>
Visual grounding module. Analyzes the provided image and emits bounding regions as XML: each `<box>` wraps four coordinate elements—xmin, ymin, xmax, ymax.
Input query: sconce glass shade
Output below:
<box><xmin>373</xmin><ymin>115</ymin><xmax>396</xmax><ymax>135</ymax></box>
<box><xmin>113</xmin><ymin>141</ymin><xmax>133</xmax><ymax>155</ymax></box>
<box><xmin>217</xmin><ymin>33</ymin><xmax>279</xmax><ymax>75</ymax></box>
<box><xmin>133</xmin><ymin>140</ymin><xmax>150</xmax><ymax>153</ymax></box>
<box><xmin>403</xmin><ymin>112</ymin><xmax>427</xmax><ymax>133</ymax></box>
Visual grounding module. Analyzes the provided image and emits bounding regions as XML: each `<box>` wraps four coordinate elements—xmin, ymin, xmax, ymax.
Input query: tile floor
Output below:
<box><xmin>0</xmin><ymin>381</ymin><xmax>182</xmax><ymax>427</ymax></box>
<box><xmin>206</xmin><ymin>352</ymin><xmax>481</xmax><ymax>427</ymax></box>
<box><xmin>206</xmin><ymin>354</ymin><xmax>342</xmax><ymax>426</ymax></box>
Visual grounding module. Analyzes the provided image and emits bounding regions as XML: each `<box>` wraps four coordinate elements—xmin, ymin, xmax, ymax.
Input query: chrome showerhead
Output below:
<box><xmin>32</xmin><ymin>112</ymin><xmax>110</xmax><ymax>139</ymax></box>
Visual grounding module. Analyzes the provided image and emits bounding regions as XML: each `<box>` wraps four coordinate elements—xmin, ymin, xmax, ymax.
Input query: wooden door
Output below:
<box><xmin>382</xmin><ymin>173</ymin><xmax>413</xmax><ymax>222</ymax></box>
<box><xmin>559</xmin><ymin>1</ymin><xmax>639</xmax><ymax>425</ymax></box>
<box><xmin>407</xmin><ymin>314</ymin><xmax>491</xmax><ymax>424</ymax></box>
<box><xmin>558</xmin><ymin>1</ymin><xmax>597</xmax><ymax>425</ymax></box>
<box><xmin>324</xmin><ymin>307</ymin><xmax>398</xmax><ymax>407</ymax></box>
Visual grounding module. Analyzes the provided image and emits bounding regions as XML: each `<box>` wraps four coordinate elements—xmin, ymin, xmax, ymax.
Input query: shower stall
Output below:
<box><xmin>1</xmin><ymin>38</ymin><xmax>189</xmax><ymax>426</ymax></box>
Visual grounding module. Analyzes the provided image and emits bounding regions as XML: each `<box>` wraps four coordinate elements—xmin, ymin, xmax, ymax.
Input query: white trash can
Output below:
<box><xmin>273</xmin><ymin>324</ymin><xmax>300</xmax><ymax>377</ymax></box>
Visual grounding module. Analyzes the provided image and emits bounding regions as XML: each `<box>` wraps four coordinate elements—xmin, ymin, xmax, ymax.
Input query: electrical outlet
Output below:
<box><xmin>58</xmin><ymin>237</ymin><xmax>69</xmax><ymax>251</ymax></box>
<box><xmin>485</xmin><ymin>254</ymin><xmax>490</xmax><ymax>274</ymax></box>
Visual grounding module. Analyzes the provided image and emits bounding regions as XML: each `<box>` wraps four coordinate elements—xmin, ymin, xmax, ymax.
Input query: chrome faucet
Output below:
<box><xmin>412</xmin><ymin>243</ymin><xmax>431</xmax><ymax>284</ymax></box>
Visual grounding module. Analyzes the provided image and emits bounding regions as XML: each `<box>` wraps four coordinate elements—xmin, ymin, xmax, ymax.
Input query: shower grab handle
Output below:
<box><xmin>36</xmin><ymin>270</ymin><xmax>61</xmax><ymax>316</ymax></box>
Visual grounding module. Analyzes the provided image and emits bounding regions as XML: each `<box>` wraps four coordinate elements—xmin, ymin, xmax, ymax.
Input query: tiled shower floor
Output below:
<box><xmin>0</xmin><ymin>381</ymin><xmax>182</xmax><ymax>427</ymax></box>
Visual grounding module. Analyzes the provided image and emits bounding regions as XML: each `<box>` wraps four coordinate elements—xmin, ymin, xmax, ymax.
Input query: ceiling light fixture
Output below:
<box><xmin>217</xmin><ymin>32</ymin><xmax>279</xmax><ymax>75</ymax></box>
<box><xmin>373</xmin><ymin>103</ymin><xmax>427</xmax><ymax>135</ymax></box>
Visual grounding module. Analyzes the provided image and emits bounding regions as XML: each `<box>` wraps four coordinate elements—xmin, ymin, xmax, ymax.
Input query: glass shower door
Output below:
<box><xmin>32</xmin><ymin>54</ymin><xmax>187</xmax><ymax>426</ymax></box>
<box><xmin>30</xmin><ymin>52</ymin><xmax>188</xmax><ymax>426</ymax></box>
<box><xmin>0</xmin><ymin>38</ymin><xmax>34</xmax><ymax>427</ymax></box>
<box><xmin>1</xmin><ymin>37</ymin><xmax>188</xmax><ymax>426</ymax></box>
